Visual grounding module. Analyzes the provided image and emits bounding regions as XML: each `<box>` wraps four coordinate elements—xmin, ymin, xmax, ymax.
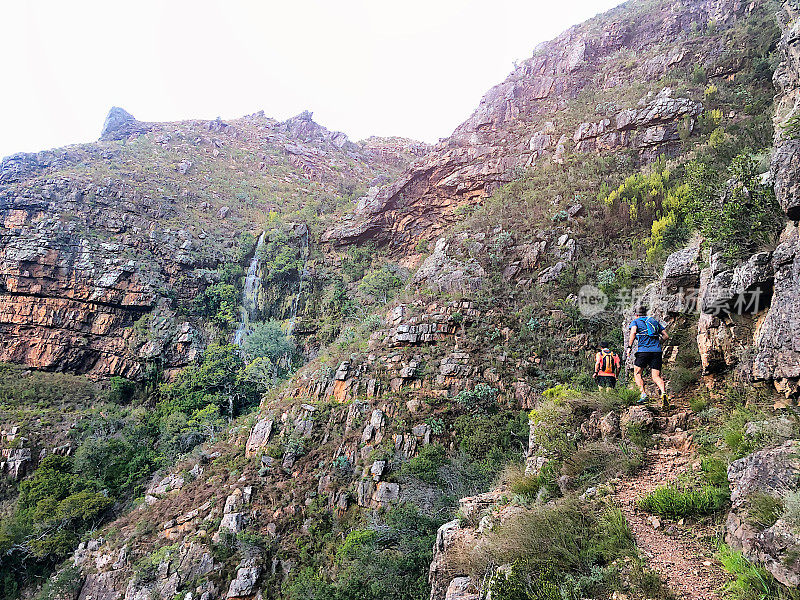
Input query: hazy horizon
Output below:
<box><xmin>1</xmin><ymin>0</ymin><xmax>624</xmax><ymax>159</ymax></box>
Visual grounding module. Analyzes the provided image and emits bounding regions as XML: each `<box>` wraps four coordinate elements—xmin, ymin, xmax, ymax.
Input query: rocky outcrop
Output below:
<box><xmin>726</xmin><ymin>441</ymin><xmax>800</xmax><ymax>586</ymax></box>
<box><xmin>631</xmin><ymin>240</ymin><xmax>796</xmax><ymax>389</ymax></box>
<box><xmin>100</xmin><ymin>107</ymin><xmax>153</xmax><ymax>140</ymax></box>
<box><xmin>413</xmin><ymin>237</ymin><xmax>486</xmax><ymax>293</ymax></box>
<box><xmin>753</xmin><ymin>223</ymin><xmax>800</xmax><ymax>396</ymax></box>
<box><xmin>324</xmin><ymin>0</ymin><xmax>748</xmax><ymax>251</ymax></box>
<box><xmin>74</xmin><ymin>538</ymin><xmax>219</xmax><ymax>600</ymax></box>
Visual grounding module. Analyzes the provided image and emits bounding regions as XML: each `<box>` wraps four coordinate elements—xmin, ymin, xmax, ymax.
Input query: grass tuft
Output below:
<box><xmin>637</xmin><ymin>484</ymin><xmax>729</xmax><ymax>519</ymax></box>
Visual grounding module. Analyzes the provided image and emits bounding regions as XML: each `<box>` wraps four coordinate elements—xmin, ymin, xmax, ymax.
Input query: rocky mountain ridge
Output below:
<box><xmin>0</xmin><ymin>109</ymin><xmax>419</xmax><ymax>378</ymax></box>
<box><xmin>324</xmin><ymin>0</ymin><xmax>748</xmax><ymax>251</ymax></box>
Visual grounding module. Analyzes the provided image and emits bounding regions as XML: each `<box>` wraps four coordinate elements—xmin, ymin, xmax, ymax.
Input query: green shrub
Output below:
<box><xmin>601</xmin><ymin>165</ymin><xmax>671</xmax><ymax>223</ymax></box>
<box><xmin>109</xmin><ymin>376</ymin><xmax>136</xmax><ymax>404</ymax></box>
<box><xmin>402</xmin><ymin>444</ymin><xmax>449</xmax><ymax>484</ymax></box>
<box><xmin>684</xmin><ymin>154</ymin><xmax>782</xmax><ymax>262</ymax></box>
<box><xmin>358</xmin><ymin>265</ymin><xmax>405</xmax><ymax>303</ymax></box>
<box><xmin>426</xmin><ymin>416</ymin><xmax>445</xmax><ymax>435</ymax></box>
<box><xmin>700</xmin><ymin>457</ymin><xmax>729</xmax><ymax>487</ymax></box>
<box><xmin>670</xmin><ymin>366</ymin><xmax>699</xmax><ymax>394</ymax></box>
<box><xmin>283</xmin><ymin>504</ymin><xmax>438</xmax><ymax>600</ymax></box>
<box><xmin>453</xmin><ymin>411</ymin><xmax>528</xmax><ymax>461</ymax></box>
<box><xmin>691</xmin><ymin>64</ymin><xmax>708</xmax><ymax>84</ymax></box>
<box><xmin>488</xmin><ymin>561</ymin><xmax>560</xmax><ymax>600</ymax></box>
<box><xmin>614</xmin><ymin>387</ymin><xmax>641</xmax><ymax>406</ymax></box>
<box><xmin>625</xmin><ymin>423</ymin><xmax>653</xmax><ymax>448</ymax></box>
<box><xmin>132</xmin><ymin>544</ymin><xmax>177</xmax><ymax>584</ymax></box>
<box><xmin>637</xmin><ymin>484</ymin><xmax>729</xmax><ymax>519</ymax></box>
<box><xmin>454</xmin><ymin>383</ymin><xmax>499</xmax><ymax>412</ymax></box>
<box><xmin>689</xmin><ymin>396</ymin><xmax>709</xmax><ymax>413</ymax></box>
<box><xmin>510</xmin><ymin>475</ymin><xmax>542</xmax><ymax>502</ymax></box>
<box><xmin>340</xmin><ymin>243</ymin><xmax>375</xmax><ymax>282</ymax></box>
<box><xmin>158</xmin><ymin>344</ymin><xmax>256</xmax><ymax>418</ymax></box>
<box><xmin>470</xmin><ymin>501</ymin><xmax>636</xmax><ymax>594</ymax></box>
<box><xmin>194</xmin><ymin>282</ymin><xmax>239</xmax><ymax>329</ymax></box>
<box><xmin>562</xmin><ymin>442</ymin><xmax>643</xmax><ymax>487</ymax></box>
<box><xmin>0</xmin><ymin>456</ymin><xmax>114</xmax><ymax>562</ymax></box>
<box><xmin>242</xmin><ymin>320</ymin><xmax>295</xmax><ymax>365</ymax></box>
<box><xmin>33</xmin><ymin>564</ymin><xmax>84</xmax><ymax>600</ymax></box>
<box><xmin>718</xmin><ymin>544</ymin><xmax>800</xmax><ymax>600</ymax></box>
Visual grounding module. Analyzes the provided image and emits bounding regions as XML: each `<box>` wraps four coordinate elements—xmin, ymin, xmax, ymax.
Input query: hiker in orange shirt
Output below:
<box><xmin>594</xmin><ymin>341</ymin><xmax>620</xmax><ymax>389</ymax></box>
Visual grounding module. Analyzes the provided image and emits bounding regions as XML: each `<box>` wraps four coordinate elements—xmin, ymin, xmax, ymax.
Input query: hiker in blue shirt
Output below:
<box><xmin>627</xmin><ymin>304</ymin><xmax>669</xmax><ymax>407</ymax></box>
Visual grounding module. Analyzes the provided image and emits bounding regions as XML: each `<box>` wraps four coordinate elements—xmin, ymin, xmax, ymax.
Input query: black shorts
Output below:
<box><xmin>634</xmin><ymin>351</ymin><xmax>663</xmax><ymax>370</ymax></box>
<box><xmin>596</xmin><ymin>375</ymin><xmax>617</xmax><ymax>388</ymax></box>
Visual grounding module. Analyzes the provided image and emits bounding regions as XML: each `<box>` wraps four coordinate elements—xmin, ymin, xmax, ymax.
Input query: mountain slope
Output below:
<box><xmin>2</xmin><ymin>0</ymin><xmax>800</xmax><ymax>600</ymax></box>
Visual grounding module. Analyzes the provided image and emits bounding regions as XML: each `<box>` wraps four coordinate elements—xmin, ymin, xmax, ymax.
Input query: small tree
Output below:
<box><xmin>358</xmin><ymin>265</ymin><xmax>404</xmax><ymax>303</ymax></box>
<box><xmin>243</xmin><ymin>321</ymin><xmax>295</xmax><ymax>366</ymax></box>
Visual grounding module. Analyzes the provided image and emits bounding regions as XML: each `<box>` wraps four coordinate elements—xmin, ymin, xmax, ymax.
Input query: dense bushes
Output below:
<box><xmin>261</xmin><ymin>227</ymin><xmax>306</xmax><ymax>283</ymax></box>
<box><xmin>0</xmin><ymin>362</ymin><xmax>99</xmax><ymax>408</ymax></box>
<box><xmin>357</xmin><ymin>265</ymin><xmax>405</xmax><ymax>303</ymax></box>
<box><xmin>0</xmin><ymin>340</ymin><xmax>272</xmax><ymax>597</ymax></box>
<box><xmin>401</xmin><ymin>443</ymin><xmax>449</xmax><ymax>484</ymax></box>
<box><xmin>242</xmin><ymin>321</ymin><xmax>295</xmax><ymax>366</ymax></box>
<box><xmin>0</xmin><ymin>456</ymin><xmax>115</xmax><ymax>596</ymax></box>
<box><xmin>194</xmin><ymin>282</ymin><xmax>240</xmax><ymax>329</ymax></box>
<box><xmin>158</xmin><ymin>343</ymin><xmax>258</xmax><ymax>418</ymax></box>
<box><xmin>604</xmin><ymin>152</ymin><xmax>781</xmax><ymax>264</ymax></box>
<box><xmin>468</xmin><ymin>501</ymin><xmax>669</xmax><ymax>600</ymax></box>
<box><xmin>282</xmin><ymin>504</ymin><xmax>438</xmax><ymax>600</ymax></box>
<box><xmin>665</xmin><ymin>154</ymin><xmax>782</xmax><ymax>262</ymax></box>
<box><xmin>453</xmin><ymin>411</ymin><xmax>528</xmax><ymax>463</ymax></box>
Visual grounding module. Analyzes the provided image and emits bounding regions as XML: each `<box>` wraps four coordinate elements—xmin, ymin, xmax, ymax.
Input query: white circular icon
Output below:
<box><xmin>578</xmin><ymin>285</ymin><xmax>608</xmax><ymax>317</ymax></box>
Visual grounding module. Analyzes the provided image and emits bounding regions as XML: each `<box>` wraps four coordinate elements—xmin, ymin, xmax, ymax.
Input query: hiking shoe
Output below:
<box><xmin>661</xmin><ymin>393</ymin><xmax>669</xmax><ymax>410</ymax></box>
<box><xmin>639</xmin><ymin>393</ymin><xmax>649</xmax><ymax>404</ymax></box>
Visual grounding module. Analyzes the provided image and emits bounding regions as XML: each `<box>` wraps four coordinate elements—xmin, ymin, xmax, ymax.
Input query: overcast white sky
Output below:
<box><xmin>0</xmin><ymin>0</ymin><xmax>624</xmax><ymax>159</ymax></box>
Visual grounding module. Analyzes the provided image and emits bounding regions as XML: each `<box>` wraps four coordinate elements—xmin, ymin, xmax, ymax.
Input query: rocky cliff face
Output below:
<box><xmin>0</xmin><ymin>110</ymin><xmax>415</xmax><ymax>378</ymax></box>
<box><xmin>751</xmin><ymin>1</ymin><xmax>800</xmax><ymax>395</ymax></box>
<box><xmin>324</xmin><ymin>0</ymin><xmax>747</xmax><ymax>251</ymax></box>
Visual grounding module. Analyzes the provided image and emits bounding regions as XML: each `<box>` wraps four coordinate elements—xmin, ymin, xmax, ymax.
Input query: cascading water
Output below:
<box><xmin>286</xmin><ymin>225</ymin><xmax>309</xmax><ymax>339</ymax></box>
<box><xmin>233</xmin><ymin>231</ymin><xmax>267</xmax><ymax>347</ymax></box>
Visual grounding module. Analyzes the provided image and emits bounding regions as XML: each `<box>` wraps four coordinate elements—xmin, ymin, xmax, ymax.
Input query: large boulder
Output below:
<box><xmin>620</xmin><ymin>406</ymin><xmax>654</xmax><ymax>436</ymax></box>
<box><xmin>245</xmin><ymin>418</ymin><xmax>274</xmax><ymax>458</ymax></box>
<box><xmin>726</xmin><ymin>441</ymin><xmax>800</xmax><ymax>586</ymax></box>
<box><xmin>227</xmin><ymin>557</ymin><xmax>262</xmax><ymax>598</ymax></box>
<box><xmin>662</xmin><ymin>245</ymin><xmax>701</xmax><ymax>292</ymax></box>
<box><xmin>445</xmin><ymin>577</ymin><xmax>479</xmax><ymax>600</ymax></box>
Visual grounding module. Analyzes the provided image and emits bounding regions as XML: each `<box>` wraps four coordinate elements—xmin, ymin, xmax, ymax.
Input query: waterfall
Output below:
<box><xmin>286</xmin><ymin>225</ymin><xmax>309</xmax><ymax>339</ymax></box>
<box><xmin>233</xmin><ymin>231</ymin><xmax>267</xmax><ymax>347</ymax></box>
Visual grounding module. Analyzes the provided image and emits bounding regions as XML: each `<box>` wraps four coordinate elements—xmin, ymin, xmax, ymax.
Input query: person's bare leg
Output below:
<box><xmin>633</xmin><ymin>366</ymin><xmax>645</xmax><ymax>395</ymax></box>
<box><xmin>652</xmin><ymin>369</ymin><xmax>666</xmax><ymax>395</ymax></box>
